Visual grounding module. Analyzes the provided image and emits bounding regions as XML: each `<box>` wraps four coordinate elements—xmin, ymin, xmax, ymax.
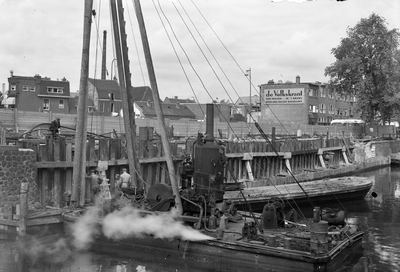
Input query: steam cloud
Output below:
<box><xmin>102</xmin><ymin>207</ymin><xmax>213</xmax><ymax>241</ymax></box>
<box><xmin>70</xmin><ymin>207</ymin><xmax>101</xmax><ymax>250</ymax></box>
<box><xmin>71</xmin><ymin>206</ymin><xmax>214</xmax><ymax>250</ymax></box>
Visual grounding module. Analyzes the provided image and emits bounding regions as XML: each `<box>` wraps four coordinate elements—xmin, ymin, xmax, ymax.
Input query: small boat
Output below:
<box><xmin>224</xmin><ymin>176</ymin><xmax>373</xmax><ymax>212</ymax></box>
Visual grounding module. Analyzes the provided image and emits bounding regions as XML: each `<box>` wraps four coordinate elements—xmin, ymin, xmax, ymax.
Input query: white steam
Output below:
<box><xmin>70</xmin><ymin>206</ymin><xmax>213</xmax><ymax>250</ymax></box>
<box><xmin>70</xmin><ymin>207</ymin><xmax>101</xmax><ymax>250</ymax></box>
<box><xmin>102</xmin><ymin>207</ymin><xmax>213</xmax><ymax>241</ymax></box>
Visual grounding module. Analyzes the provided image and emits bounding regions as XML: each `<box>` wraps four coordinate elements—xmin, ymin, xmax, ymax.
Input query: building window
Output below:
<box><xmin>22</xmin><ymin>85</ymin><xmax>28</xmax><ymax>92</ymax></box>
<box><xmin>100</xmin><ymin>103</ymin><xmax>105</xmax><ymax>112</ymax></box>
<box><xmin>344</xmin><ymin>110</ymin><xmax>348</xmax><ymax>116</ymax></box>
<box><xmin>329</xmin><ymin>104</ymin><xmax>334</xmax><ymax>114</ymax></box>
<box><xmin>43</xmin><ymin>99</ymin><xmax>50</xmax><ymax>111</ymax></box>
<box><xmin>110</xmin><ymin>103</ymin><xmax>114</xmax><ymax>113</ymax></box>
<box><xmin>59</xmin><ymin>99</ymin><xmax>64</xmax><ymax>109</ymax></box>
<box><xmin>321</xmin><ymin>88</ymin><xmax>327</xmax><ymax>98</ymax></box>
<box><xmin>349</xmin><ymin>108</ymin><xmax>353</xmax><ymax>116</ymax></box>
<box><xmin>309</xmin><ymin>105</ymin><xmax>318</xmax><ymax>113</ymax></box>
<box><xmin>30</xmin><ymin>86</ymin><xmax>36</xmax><ymax>92</ymax></box>
<box><xmin>320</xmin><ymin>104</ymin><xmax>326</xmax><ymax>114</ymax></box>
<box><xmin>88</xmin><ymin>106</ymin><xmax>94</xmax><ymax>113</ymax></box>
<box><xmin>47</xmin><ymin>87</ymin><xmax>64</xmax><ymax>93</ymax></box>
<box><xmin>308</xmin><ymin>89</ymin><xmax>314</xmax><ymax>97</ymax></box>
<box><xmin>11</xmin><ymin>85</ymin><xmax>16</xmax><ymax>91</ymax></box>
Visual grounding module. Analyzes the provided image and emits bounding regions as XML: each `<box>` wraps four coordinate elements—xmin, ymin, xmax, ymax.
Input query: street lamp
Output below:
<box><xmin>110</xmin><ymin>58</ymin><xmax>117</xmax><ymax>80</ymax></box>
<box><xmin>245</xmin><ymin>68</ymin><xmax>251</xmax><ymax>122</ymax></box>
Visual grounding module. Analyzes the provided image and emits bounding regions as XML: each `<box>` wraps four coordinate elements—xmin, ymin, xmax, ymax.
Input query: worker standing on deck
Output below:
<box><xmin>119</xmin><ymin>168</ymin><xmax>132</xmax><ymax>189</ymax></box>
<box><xmin>49</xmin><ymin>118</ymin><xmax>61</xmax><ymax>139</ymax></box>
<box><xmin>88</xmin><ymin>170</ymin><xmax>102</xmax><ymax>203</ymax></box>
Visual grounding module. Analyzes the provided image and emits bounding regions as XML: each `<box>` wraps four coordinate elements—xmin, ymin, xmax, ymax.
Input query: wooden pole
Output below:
<box><xmin>133</xmin><ymin>0</ymin><xmax>183</xmax><ymax>213</ymax></box>
<box><xmin>110</xmin><ymin>0</ymin><xmax>140</xmax><ymax>187</ymax></box>
<box><xmin>116</xmin><ymin>0</ymin><xmax>141</xmax><ymax>186</ymax></box>
<box><xmin>71</xmin><ymin>0</ymin><xmax>93</xmax><ymax>207</ymax></box>
<box><xmin>19</xmin><ymin>181</ymin><xmax>29</xmax><ymax>237</ymax></box>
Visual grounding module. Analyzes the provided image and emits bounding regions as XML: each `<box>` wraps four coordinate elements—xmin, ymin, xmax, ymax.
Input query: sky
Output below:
<box><xmin>0</xmin><ymin>0</ymin><xmax>399</xmax><ymax>103</ymax></box>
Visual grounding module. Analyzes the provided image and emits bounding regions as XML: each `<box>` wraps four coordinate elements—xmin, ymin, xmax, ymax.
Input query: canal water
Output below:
<box><xmin>0</xmin><ymin>166</ymin><xmax>399</xmax><ymax>272</ymax></box>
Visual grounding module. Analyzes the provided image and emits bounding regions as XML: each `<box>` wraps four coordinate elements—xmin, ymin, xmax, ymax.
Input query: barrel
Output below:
<box><xmin>310</xmin><ymin>220</ymin><xmax>329</xmax><ymax>254</ymax></box>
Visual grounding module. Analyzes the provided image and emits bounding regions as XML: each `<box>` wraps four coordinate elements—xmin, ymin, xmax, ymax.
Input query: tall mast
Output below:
<box><xmin>110</xmin><ymin>0</ymin><xmax>141</xmax><ymax>185</ymax></box>
<box><xmin>133</xmin><ymin>0</ymin><xmax>183</xmax><ymax>213</ymax></box>
<box><xmin>71</xmin><ymin>0</ymin><xmax>93</xmax><ymax>207</ymax></box>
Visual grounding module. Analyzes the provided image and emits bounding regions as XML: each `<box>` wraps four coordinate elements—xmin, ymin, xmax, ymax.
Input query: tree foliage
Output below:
<box><xmin>325</xmin><ymin>13</ymin><xmax>400</xmax><ymax>123</ymax></box>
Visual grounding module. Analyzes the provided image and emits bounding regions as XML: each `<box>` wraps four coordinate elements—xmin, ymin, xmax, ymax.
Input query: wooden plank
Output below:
<box><xmin>27</xmin><ymin>216</ymin><xmax>62</xmax><ymax>226</ymax></box>
<box><xmin>226</xmin><ymin>152</ymin><xmax>286</xmax><ymax>158</ymax></box>
<box><xmin>161</xmin><ymin>162</ymin><xmax>166</xmax><ymax>184</ymax></box>
<box><xmin>99</xmin><ymin>138</ymin><xmax>109</xmax><ymax>161</ymax></box>
<box><xmin>65</xmin><ymin>142</ymin><xmax>73</xmax><ymax>193</ymax></box>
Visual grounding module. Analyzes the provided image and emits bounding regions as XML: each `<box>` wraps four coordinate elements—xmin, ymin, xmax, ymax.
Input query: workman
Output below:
<box><xmin>49</xmin><ymin>118</ymin><xmax>61</xmax><ymax>138</ymax></box>
<box><xmin>88</xmin><ymin>170</ymin><xmax>102</xmax><ymax>203</ymax></box>
<box><xmin>118</xmin><ymin>168</ymin><xmax>132</xmax><ymax>189</ymax></box>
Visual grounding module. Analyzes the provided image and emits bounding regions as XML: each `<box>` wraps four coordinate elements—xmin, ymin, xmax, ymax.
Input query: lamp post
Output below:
<box><xmin>245</xmin><ymin>68</ymin><xmax>251</xmax><ymax>122</ymax></box>
<box><xmin>110</xmin><ymin>58</ymin><xmax>117</xmax><ymax>80</ymax></box>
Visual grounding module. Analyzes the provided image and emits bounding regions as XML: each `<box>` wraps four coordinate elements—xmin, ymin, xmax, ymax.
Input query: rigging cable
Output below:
<box><xmin>177</xmin><ymin>0</ymin><xmax>252</xmax><ymax>120</ymax></box>
<box><xmin>189</xmin><ymin>0</ymin><xmax>290</xmax><ymax>135</ymax></box>
<box><xmin>185</xmin><ymin>0</ymin><xmax>318</xmax><ymax>210</ymax></box>
<box><xmin>125</xmin><ymin>0</ymin><xmax>147</xmax><ymax>85</ymax></box>
<box><xmin>155</xmin><ymin>0</ymin><xmax>242</xmax><ymax>137</ymax></box>
<box><xmin>181</xmin><ymin>1</ymin><xmax>317</xmax><ymax>213</ymax></box>
<box><xmin>150</xmin><ymin>0</ymin><xmax>205</xmax><ymax>119</ymax></box>
<box><xmin>91</xmin><ymin>0</ymin><xmax>103</xmax><ymax>134</ymax></box>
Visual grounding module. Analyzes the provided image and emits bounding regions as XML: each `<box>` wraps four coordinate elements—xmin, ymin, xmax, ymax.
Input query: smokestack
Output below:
<box><xmin>101</xmin><ymin>30</ymin><xmax>107</xmax><ymax>80</ymax></box>
<box><xmin>296</xmin><ymin>75</ymin><xmax>300</xmax><ymax>84</ymax></box>
<box><xmin>206</xmin><ymin>104</ymin><xmax>214</xmax><ymax>141</ymax></box>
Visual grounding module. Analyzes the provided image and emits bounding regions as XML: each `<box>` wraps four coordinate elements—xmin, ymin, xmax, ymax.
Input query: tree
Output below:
<box><xmin>325</xmin><ymin>13</ymin><xmax>400</xmax><ymax>123</ymax></box>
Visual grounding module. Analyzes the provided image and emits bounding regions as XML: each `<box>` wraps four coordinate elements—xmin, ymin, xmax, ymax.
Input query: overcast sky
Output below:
<box><xmin>0</xmin><ymin>0</ymin><xmax>399</xmax><ymax>103</ymax></box>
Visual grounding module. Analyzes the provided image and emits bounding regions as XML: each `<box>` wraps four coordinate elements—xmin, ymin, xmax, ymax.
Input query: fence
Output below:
<box><xmin>15</xmin><ymin>134</ymin><xmax>351</xmax><ymax>208</ymax></box>
<box><xmin>1</xmin><ymin>108</ymin><xmax>367</xmax><ymax>139</ymax></box>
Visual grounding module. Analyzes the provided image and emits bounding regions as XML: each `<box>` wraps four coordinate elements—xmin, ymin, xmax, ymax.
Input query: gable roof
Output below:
<box><xmin>234</xmin><ymin>96</ymin><xmax>259</xmax><ymax>106</ymax></box>
<box><xmin>129</xmin><ymin>86</ymin><xmax>154</xmax><ymax>102</ymax></box>
<box><xmin>135</xmin><ymin>101</ymin><xmax>196</xmax><ymax>119</ymax></box>
<box><xmin>164</xmin><ymin>97</ymin><xmax>196</xmax><ymax>104</ymax></box>
<box><xmin>88</xmin><ymin>78</ymin><xmax>121</xmax><ymax>100</ymax></box>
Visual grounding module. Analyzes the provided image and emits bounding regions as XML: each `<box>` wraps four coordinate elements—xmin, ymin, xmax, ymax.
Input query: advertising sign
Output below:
<box><xmin>262</xmin><ymin>88</ymin><xmax>304</xmax><ymax>104</ymax></box>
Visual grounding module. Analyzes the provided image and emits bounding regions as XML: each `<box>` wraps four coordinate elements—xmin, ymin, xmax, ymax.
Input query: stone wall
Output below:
<box><xmin>0</xmin><ymin>146</ymin><xmax>40</xmax><ymax>216</ymax></box>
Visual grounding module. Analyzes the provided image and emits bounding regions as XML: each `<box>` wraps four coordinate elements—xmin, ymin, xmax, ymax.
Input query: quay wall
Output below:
<box><xmin>0</xmin><ymin>147</ymin><xmax>40</xmax><ymax>219</ymax></box>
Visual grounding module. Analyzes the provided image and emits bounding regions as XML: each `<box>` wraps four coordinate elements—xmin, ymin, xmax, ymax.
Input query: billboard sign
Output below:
<box><xmin>262</xmin><ymin>88</ymin><xmax>304</xmax><ymax>104</ymax></box>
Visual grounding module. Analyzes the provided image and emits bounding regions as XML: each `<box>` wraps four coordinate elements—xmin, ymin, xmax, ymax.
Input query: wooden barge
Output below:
<box><xmin>63</xmin><ymin>206</ymin><xmax>364</xmax><ymax>272</ymax></box>
<box><xmin>225</xmin><ymin>176</ymin><xmax>373</xmax><ymax>212</ymax></box>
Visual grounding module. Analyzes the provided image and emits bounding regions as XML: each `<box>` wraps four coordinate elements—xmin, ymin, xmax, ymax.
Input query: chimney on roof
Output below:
<box><xmin>267</xmin><ymin>80</ymin><xmax>274</xmax><ymax>84</ymax></box>
<box><xmin>176</xmin><ymin>102</ymin><xmax>180</xmax><ymax>109</ymax></box>
<box><xmin>101</xmin><ymin>30</ymin><xmax>107</xmax><ymax>80</ymax></box>
<box><xmin>10</xmin><ymin>70</ymin><xmax>14</xmax><ymax>77</ymax></box>
<box><xmin>296</xmin><ymin>75</ymin><xmax>300</xmax><ymax>84</ymax></box>
<box><xmin>174</xmin><ymin>96</ymin><xmax>178</xmax><ymax>99</ymax></box>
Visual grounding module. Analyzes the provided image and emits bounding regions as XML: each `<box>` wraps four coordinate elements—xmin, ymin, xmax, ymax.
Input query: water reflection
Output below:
<box><xmin>0</xmin><ymin>166</ymin><xmax>400</xmax><ymax>272</ymax></box>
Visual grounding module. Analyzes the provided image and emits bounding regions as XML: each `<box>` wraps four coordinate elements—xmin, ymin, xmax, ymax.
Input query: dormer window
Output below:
<box><xmin>47</xmin><ymin>87</ymin><xmax>64</xmax><ymax>93</ymax></box>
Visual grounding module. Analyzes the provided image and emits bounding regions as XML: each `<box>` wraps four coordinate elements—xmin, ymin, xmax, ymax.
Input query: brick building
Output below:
<box><xmin>7</xmin><ymin>72</ymin><xmax>72</xmax><ymax>113</ymax></box>
<box><xmin>259</xmin><ymin>76</ymin><xmax>359</xmax><ymax>125</ymax></box>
